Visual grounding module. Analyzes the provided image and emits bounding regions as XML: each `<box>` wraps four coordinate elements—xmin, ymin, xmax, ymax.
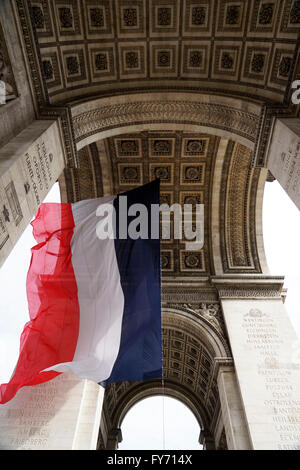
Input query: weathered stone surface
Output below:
<box><xmin>267</xmin><ymin>118</ymin><xmax>300</xmax><ymax>211</ymax></box>
<box><xmin>0</xmin><ymin>373</ymin><xmax>104</xmax><ymax>450</ymax></box>
<box><xmin>0</xmin><ymin>120</ymin><xmax>65</xmax><ymax>266</ymax></box>
<box><xmin>215</xmin><ymin>277</ymin><xmax>300</xmax><ymax>450</ymax></box>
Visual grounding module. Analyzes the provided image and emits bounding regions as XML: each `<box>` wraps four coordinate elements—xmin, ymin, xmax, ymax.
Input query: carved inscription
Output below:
<box><xmin>0</xmin><ymin>214</ymin><xmax>9</xmax><ymax>249</ymax></box>
<box><xmin>280</xmin><ymin>141</ymin><xmax>300</xmax><ymax>196</ymax></box>
<box><xmin>242</xmin><ymin>308</ymin><xmax>300</xmax><ymax>450</ymax></box>
<box><xmin>0</xmin><ymin>121</ymin><xmax>65</xmax><ymax>267</ymax></box>
<box><xmin>0</xmin><ymin>374</ymin><xmax>83</xmax><ymax>450</ymax></box>
<box><xmin>25</xmin><ymin>142</ymin><xmax>53</xmax><ymax>207</ymax></box>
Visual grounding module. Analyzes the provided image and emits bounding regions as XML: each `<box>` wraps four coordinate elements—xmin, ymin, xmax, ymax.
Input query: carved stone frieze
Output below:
<box><xmin>211</xmin><ymin>275</ymin><xmax>285</xmax><ymax>300</ymax></box>
<box><xmin>0</xmin><ymin>20</ymin><xmax>17</xmax><ymax>104</ymax></box>
<box><xmin>217</xmin><ymin>287</ymin><xmax>283</xmax><ymax>299</ymax></box>
<box><xmin>72</xmin><ymin>100</ymin><xmax>260</xmax><ymax>147</ymax></box>
<box><xmin>180</xmin><ymin>303</ymin><xmax>225</xmax><ymax>337</ymax></box>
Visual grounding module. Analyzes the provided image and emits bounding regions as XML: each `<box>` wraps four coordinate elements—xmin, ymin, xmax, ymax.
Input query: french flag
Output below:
<box><xmin>0</xmin><ymin>180</ymin><xmax>162</xmax><ymax>404</ymax></box>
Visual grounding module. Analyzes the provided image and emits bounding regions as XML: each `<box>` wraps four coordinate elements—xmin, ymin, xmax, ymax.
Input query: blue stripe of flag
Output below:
<box><xmin>103</xmin><ymin>179</ymin><xmax>162</xmax><ymax>386</ymax></box>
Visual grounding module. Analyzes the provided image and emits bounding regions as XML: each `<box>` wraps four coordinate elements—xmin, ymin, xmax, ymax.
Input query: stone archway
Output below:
<box><xmin>98</xmin><ymin>307</ymin><xmax>235</xmax><ymax>450</ymax></box>
<box><xmin>57</xmin><ymin>94</ymin><xmax>275</xmax><ymax>450</ymax></box>
<box><xmin>104</xmin><ymin>382</ymin><xmax>205</xmax><ymax>450</ymax></box>
<box><xmin>1</xmin><ymin>0</ymin><xmax>300</xmax><ymax>452</ymax></box>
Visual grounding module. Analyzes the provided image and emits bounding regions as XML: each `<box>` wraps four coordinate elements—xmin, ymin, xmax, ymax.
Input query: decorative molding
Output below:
<box><xmin>178</xmin><ymin>303</ymin><xmax>225</xmax><ymax>338</ymax></box>
<box><xmin>219</xmin><ymin>142</ymin><xmax>262</xmax><ymax>273</ymax></box>
<box><xmin>72</xmin><ymin>100</ymin><xmax>260</xmax><ymax>146</ymax></box>
<box><xmin>62</xmin><ymin>142</ymin><xmax>103</xmax><ymax>201</ymax></box>
<box><xmin>211</xmin><ymin>275</ymin><xmax>285</xmax><ymax>299</ymax></box>
<box><xmin>39</xmin><ymin>105</ymin><xmax>78</xmax><ymax>168</ymax></box>
<box><xmin>217</xmin><ymin>287</ymin><xmax>283</xmax><ymax>299</ymax></box>
<box><xmin>252</xmin><ymin>103</ymin><xmax>296</xmax><ymax>168</ymax></box>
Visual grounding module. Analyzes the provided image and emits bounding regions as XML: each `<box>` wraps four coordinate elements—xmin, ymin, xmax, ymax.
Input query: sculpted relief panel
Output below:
<box><xmin>0</xmin><ymin>20</ymin><xmax>17</xmax><ymax>105</ymax></box>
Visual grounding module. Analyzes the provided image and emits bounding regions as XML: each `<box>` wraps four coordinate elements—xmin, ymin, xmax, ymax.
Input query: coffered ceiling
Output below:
<box><xmin>12</xmin><ymin>0</ymin><xmax>274</xmax><ymax>278</ymax></box>
<box><xmin>108</xmin><ymin>130</ymin><xmax>214</xmax><ymax>277</ymax></box>
<box><xmin>27</xmin><ymin>0</ymin><xmax>300</xmax><ymax>105</ymax></box>
<box><xmin>62</xmin><ymin>130</ymin><xmax>262</xmax><ymax>279</ymax></box>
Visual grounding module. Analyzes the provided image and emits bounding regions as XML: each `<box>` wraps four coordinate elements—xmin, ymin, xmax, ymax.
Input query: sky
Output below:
<box><xmin>0</xmin><ymin>179</ymin><xmax>299</xmax><ymax>449</ymax></box>
<box><xmin>262</xmin><ymin>181</ymin><xmax>300</xmax><ymax>338</ymax></box>
<box><xmin>118</xmin><ymin>396</ymin><xmax>201</xmax><ymax>450</ymax></box>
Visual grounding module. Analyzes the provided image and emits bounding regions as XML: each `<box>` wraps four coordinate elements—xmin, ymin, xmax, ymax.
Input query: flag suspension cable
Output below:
<box><xmin>162</xmin><ymin>377</ymin><xmax>166</xmax><ymax>450</ymax></box>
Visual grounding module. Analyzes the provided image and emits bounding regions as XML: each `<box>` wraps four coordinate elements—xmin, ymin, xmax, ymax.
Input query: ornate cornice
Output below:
<box><xmin>162</xmin><ymin>287</ymin><xmax>218</xmax><ymax>303</ymax></box>
<box><xmin>252</xmin><ymin>104</ymin><xmax>296</xmax><ymax>168</ymax></box>
<box><xmin>211</xmin><ymin>275</ymin><xmax>285</xmax><ymax>300</ymax></box>
<box><xmin>212</xmin><ymin>357</ymin><xmax>235</xmax><ymax>380</ymax></box>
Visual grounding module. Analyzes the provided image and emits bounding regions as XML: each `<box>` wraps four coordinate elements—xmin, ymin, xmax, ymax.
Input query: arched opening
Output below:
<box><xmin>262</xmin><ymin>180</ymin><xmax>300</xmax><ymax>340</ymax></box>
<box><xmin>100</xmin><ymin>307</ymin><xmax>231</xmax><ymax>450</ymax></box>
<box><xmin>118</xmin><ymin>395</ymin><xmax>202</xmax><ymax>450</ymax></box>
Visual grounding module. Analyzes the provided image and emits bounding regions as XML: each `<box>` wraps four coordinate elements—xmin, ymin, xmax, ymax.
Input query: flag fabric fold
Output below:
<box><xmin>0</xmin><ymin>180</ymin><xmax>162</xmax><ymax>404</ymax></box>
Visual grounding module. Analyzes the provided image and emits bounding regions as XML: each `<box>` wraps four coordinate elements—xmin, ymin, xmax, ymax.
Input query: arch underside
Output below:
<box><xmin>60</xmin><ymin>122</ymin><xmax>268</xmax><ymax>278</ymax></box>
<box><xmin>58</xmin><ymin>104</ymin><xmax>269</xmax><ymax>446</ymax></box>
<box><xmin>13</xmin><ymin>0</ymin><xmax>298</xmax><ymax>448</ymax></box>
<box><xmin>28</xmin><ymin>0</ymin><xmax>299</xmax><ymax>109</ymax></box>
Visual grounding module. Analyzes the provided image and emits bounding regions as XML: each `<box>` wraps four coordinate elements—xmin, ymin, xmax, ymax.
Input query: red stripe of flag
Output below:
<box><xmin>0</xmin><ymin>203</ymin><xmax>80</xmax><ymax>404</ymax></box>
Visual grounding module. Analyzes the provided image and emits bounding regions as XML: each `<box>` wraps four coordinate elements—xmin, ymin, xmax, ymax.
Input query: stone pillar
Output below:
<box><xmin>199</xmin><ymin>430</ymin><xmax>215</xmax><ymax>450</ymax></box>
<box><xmin>217</xmin><ymin>363</ymin><xmax>252</xmax><ymax>450</ymax></box>
<box><xmin>106</xmin><ymin>428</ymin><xmax>123</xmax><ymax>450</ymax></box>
<box><xmin>72</xmin><ymin>380</ymin><xmax>104</xmax><ymax>450</ymax></box>
<box><xmin>266</xmin><ymin>118</ymin><xmax>300</xmax><ymax>210</ymax></box>
<box><xmin>0</xmin><ymin>372</ymin><xmax>104</xmax><ymax>450</ymax></box>
<box><xmin>0</xmin><ymin>119</ymin><xmax>66</xmax><ymax>266</ymax></box>
<box><xmin>212</xmin><ymin>276</ymin><xmax>300</xmax><ymax>450</ymax></box>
